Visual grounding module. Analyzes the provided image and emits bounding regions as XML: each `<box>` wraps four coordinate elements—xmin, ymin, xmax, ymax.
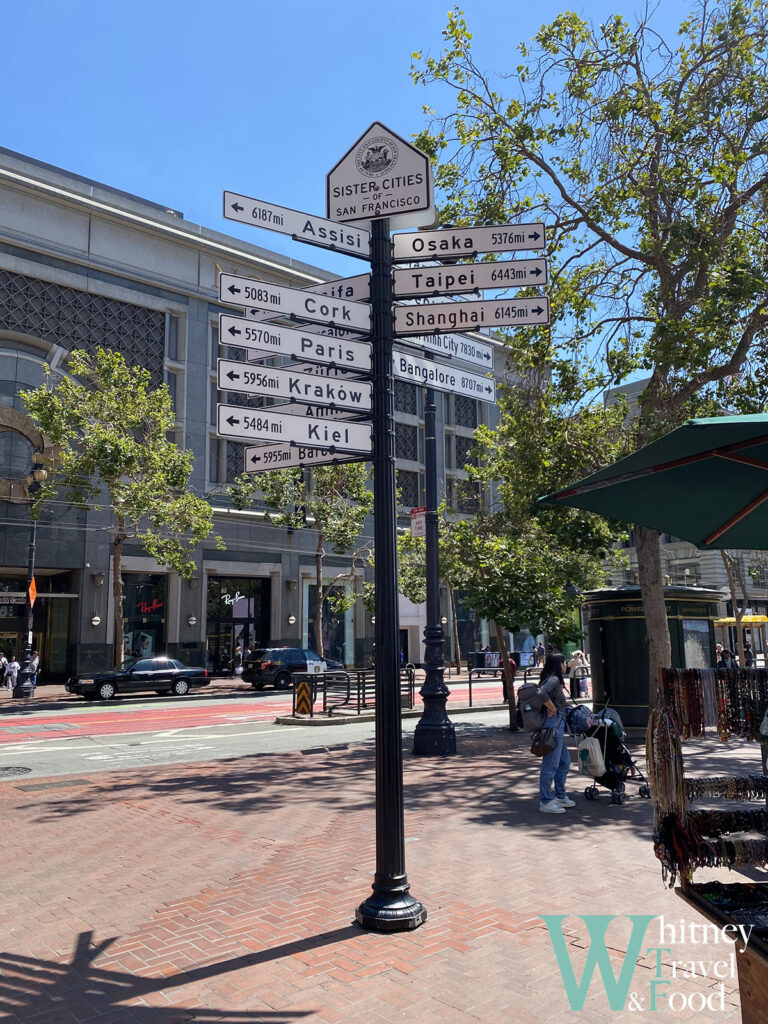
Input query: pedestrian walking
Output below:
<box><xmin>30</xmin><ymin>651</ymin><xmax>40</xmax><ymax>690</ymax></box>
<box><xmin>4</xmin><ymin>654</ymin><xmax>20</xmax><ymax>691</ymax></box>
<box><xmin>744</xmin><ymin>641</ymin><xmax>754</xmax><ymax>668</ymax></box>
<box><xmin>537</xmin><ymin>653</ymin><xmax>574</xmax><ymax>814</ymax></box>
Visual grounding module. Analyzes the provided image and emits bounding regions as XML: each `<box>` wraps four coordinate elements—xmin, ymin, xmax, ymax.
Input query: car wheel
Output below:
<box><xmin>275</xmin><ymin>672</ymin><xmax>291</xmax><ymax>690</ymax></box>
<box><xmin>98</xmin><ymin>682</ymin><xmax>116</xmax><ymax>701</ymax></box>
<box><xmin>172</xmin><ymin>678</ymin><xmax>190</xmax><ymax>697</ymax></box>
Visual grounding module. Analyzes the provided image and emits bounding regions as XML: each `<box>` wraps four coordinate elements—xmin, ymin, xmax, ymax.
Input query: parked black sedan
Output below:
<box><xmin>66</xmin><ymin>657</ymin><xmax>209</xmax><ymax>700</ymax></box>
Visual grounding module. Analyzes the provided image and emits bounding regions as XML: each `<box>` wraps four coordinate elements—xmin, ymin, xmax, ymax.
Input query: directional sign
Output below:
<box><xmin>217</xmin><ymin>359</ymin><xmax>372</xmax><ymax>413</ymax></box>
<box><xmin>223</xmin><ymin>191</ymin><xmax>370</xmax><ymax>260</ymax></box>
<box><xmin>219</xmin><ymin>315</ymin><xmax>372</xmax><ymax>373</ymax></box>
<box><xmin>399</xmin><ymin>332</ymin><xmax>494</xmax><ymax>369</ymax></box>
<box><xmin>244</xmin><ymin>443</ymin><xmax>368</xmax><ymax>474</ymax></box>
<box><xmin>394</xmin><ymin>296</ymin><xmax>550</xmax><ymax>336</ymax></box>
<box><xmin>327</xmin><ymin>121</ymin><xmax>435</xmax><ymax>231</ymax></box>
<box><xmin>305</xmin><ymin>273</ymin><xmax>370</xmax><ymax>302</ymax></box>
<box><xmin>392</xmin><ymin>223</ymin><xmax>546</xmax><ymax>262</ymax></box>
<box><xmin>218</xmin><ymin>404</ymin><xmax>371</xmax><ymax>453</ymax></box>
<box><xmin>392</xmin><ymin>351</ymin><xmax>496</xmax><ymax>404</ymax></box>
<box><xmin>393</xmin><ymin>258</ymin><xmax>548</xmax><ymax>298</ymax></box>
<box><xmin>219</xmin><ymin>273</ymin><xmax>371</xmax><ymax>333</ymax></box>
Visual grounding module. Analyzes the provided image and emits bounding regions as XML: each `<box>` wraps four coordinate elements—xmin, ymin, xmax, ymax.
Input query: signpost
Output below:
<box><xmin>219</xmin><ymin>314</ymin><xmax>372</xmax><ymax>373</ymax></box>
<box><xmin>394</xmin><ymin>295</ymin><xmax>550</xmax><ymax>335</ymax></box>
<box><xmin>393</xmin><ymin>257</ymin><xmax>548</xmax><ymax>297</ymax></box>
<box><xmin>396</xmin><ymin>331</ymin><xmax>494</xmax><ymax>370</ymax></box>
<box><xmin>244</xmin><ymin>443</ymin><xmax>368</xmax><ymax>473</ymax></box>
<box><xmin>392</xmin><ymin>221</ymin><xmax>546</xmax><ymax>261</ymax></box>
<box><xmin>393</xmin><ymin>350</ymin><xmax>496</xmax><ymax>404</ymax></box>
<box><xmin>217</xmin><ymin>358</ymin><xmax>372</xmax><ymax>412</ymax></box>
<box><xmin>217</xmin><ymin>403</ymin><xmax>371</xmax><ymax>452</ymax></box>
<box><xmin>218</xmin><ymin>121</ymin><xmax>548</xmax><ymax>935</ymax></box>
<box><xmin>219</xmin><ymin>273</ymin><xmax>372</xmax><ymax>333</ymax></box>
<box><xmin>327</xmin><ymin>121</ymin><xmax>435</xmax><ymax>231</ymax></box>
<box><xmin>223</xmin><ymin>191</ymin><xmax>370</xmax><ymax>260</ymax></box>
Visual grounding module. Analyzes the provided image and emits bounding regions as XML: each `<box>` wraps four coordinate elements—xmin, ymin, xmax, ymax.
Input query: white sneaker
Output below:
<box><xmin>554</xmin><ymin>796</ymin><xmax>576</xmax><ymax>808</ymax></box>
<box><xmin>539</xmin><ymin>801</ymin><xmax>566</xmax><ymax>814</ymax></box>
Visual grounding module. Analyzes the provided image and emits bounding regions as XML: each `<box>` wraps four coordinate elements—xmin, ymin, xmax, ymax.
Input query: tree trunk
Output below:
<box><xmin>449</xmin><ymin>582</ymin><xmax>462</xmax><ymax>673</ymax></box>
<box><xmin>721</xmin><ymin>551</ymin><xmax>748</xmax><ymax>665</ymax></box>
<box><xmin>494</xmin><ymin>621</ymin><xmax>514</xmax><ymax>692</ymax></box>
<box><xmin>314</xmin><ymin>530</ymin><xmax>325</xmax><ymax>658</ymax></box>
<box><xmin>635</xmin><ymin>524</ymin><xmax>671</xmax><ymax>710</ymax></box>
<box><xmin>113</xmin><ymin>526</ymin><xmax>126</xmax><ymax>666</ymax></box>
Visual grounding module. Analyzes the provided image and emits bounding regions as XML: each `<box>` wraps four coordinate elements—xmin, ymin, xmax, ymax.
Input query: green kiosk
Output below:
<box><xmin>583</xmin><ymin>585</ymin><xmax>721</xmax><ymax>728</ymax></box>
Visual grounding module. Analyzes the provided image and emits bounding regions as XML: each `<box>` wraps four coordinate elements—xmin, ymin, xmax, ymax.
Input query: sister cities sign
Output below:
<box><xmin>327</xmin><ymin>121</ymin><xmax>435</xmax><ymax>231</ymax></box>
<box><xmin>394</xmin><ymin>296</ymin><xmax>550</xmax><ymax>335</ymax></box>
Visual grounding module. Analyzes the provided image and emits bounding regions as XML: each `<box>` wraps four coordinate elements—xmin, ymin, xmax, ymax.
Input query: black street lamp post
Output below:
<box><xmin>13</xmin><ymin>452</ymin><xmax>46</xmax><ymax>700</ymax></box>
<box><xmin>355</xmin><ymin>217</ymin><xmax>426</xmax><ymax>932</ymax></box>
<box><xmin>412</xmin><ymin>383</ymin><xmax>456</xmax><ymax>757</ymax></box>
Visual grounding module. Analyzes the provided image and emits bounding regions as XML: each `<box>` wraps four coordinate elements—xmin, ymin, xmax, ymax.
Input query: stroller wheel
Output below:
<box><xmin>611</xmin><ymin>790</ymin><xmax>628</xmax><ymax>805</ymax></box>
<box><xmin>639</xmin><ymin>785</ymin><xmax>651</xmax><ymax>799</ymax></box>
<box><xmin>584</xmin><ymin>787</ymin><xmax>597</xmax><ymax>801</ymax></box>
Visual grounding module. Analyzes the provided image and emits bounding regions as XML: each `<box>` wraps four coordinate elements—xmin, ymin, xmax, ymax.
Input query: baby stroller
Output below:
<box><xmin>566</xmin><ymin>705</ymin><xmax>651</xmax><ymax>805</ymax></box>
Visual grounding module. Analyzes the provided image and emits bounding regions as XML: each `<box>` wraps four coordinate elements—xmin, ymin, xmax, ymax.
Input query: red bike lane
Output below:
<box><xmin>0</xmin><ymin>697</ymin><xmax>297</xmax><ymax>745</ymax></box>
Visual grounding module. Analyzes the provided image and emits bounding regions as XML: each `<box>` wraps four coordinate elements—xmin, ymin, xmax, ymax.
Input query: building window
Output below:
<box><xmin>394</xmin><ymin>380</ymin><xmax>418</xmax><ymax>415</ymax></box>
<box><xmin>209</xmin><ymin>437</ymin><xmax>221</xmax><ymax>484</ymax></box>
<box><xmin>455</xmin><ymin>435</ymin><xmax>476</xmax><ymax>470</ymax></box>
<box><xmin>206</xmin><ymin>575</ymin><xmax>271</xmax><ymax>674</ymax></box>
<box><xmin>166</xmin><ymin>314</ymin><xmax>180</xmax><ymax>361</ymax></box>
<box><xmin>455</xmin><ymin>396</ymin><xmax>478</xmax><ymax>429</ymax></box>
<box><xmin>210</xmin><ymin>322</ymin><xmax>219</xmax><ymax>370</ymax></box>
<box><xmin>122</xmin><ymin>573</ymin><xmax>167</xmax><ymax>659</ymax></box>
<box><xmin>395</xmin><ymin>423</ymin><xmax>419</xmax><ymax>462</ymax></box>
<box><xmin>397</xmin><ymin>469</ymin><xmax>420</xmax><ymax>508</ymax></box>
<box><xmin>226</xmin><ymin>441</ymin><xmax>246</xmax><ymax>482</ymax></box>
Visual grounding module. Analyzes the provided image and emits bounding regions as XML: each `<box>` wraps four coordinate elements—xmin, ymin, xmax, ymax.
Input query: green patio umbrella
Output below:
<box><xmin>539</xmin><ymin>413</ymin><xmax>768</xmax><ymax>549</ymax></box>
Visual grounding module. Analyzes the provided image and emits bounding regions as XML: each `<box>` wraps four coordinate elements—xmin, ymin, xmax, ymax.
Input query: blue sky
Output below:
<box><xmin>2</xmin><ymin>0</ymin><xmax>691</xmax><ymax>278</ymax></box>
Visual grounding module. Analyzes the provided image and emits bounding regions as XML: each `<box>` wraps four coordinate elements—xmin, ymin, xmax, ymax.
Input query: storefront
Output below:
<box><xmin>0</xmin><ymin>573</ymin><xmax>74</xmax><ymax>682</ymax></box>
<box><xmin>122</xmin><ymin>572</ymin><xmax>168</xmax><ymax>660</ymax></box>
<box><xmin>305</xmin><ymin>582</ymin><xmax>353</xmax><ymax>666</ymax></box>
<box><xmin>206</xmin><ymin>575</ymin><xmax>271</xmax><ymax>673</ymax></box>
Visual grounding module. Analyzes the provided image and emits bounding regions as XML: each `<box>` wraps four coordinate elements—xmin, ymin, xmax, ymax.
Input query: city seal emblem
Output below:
<box><xmin>355</xmin><ymin>136</ymin><xmax>399</xmax><ymax>177</ymax></box>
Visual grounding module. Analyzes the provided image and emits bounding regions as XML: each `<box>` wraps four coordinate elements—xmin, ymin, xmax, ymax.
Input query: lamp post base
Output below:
<box><xmin>356</xmin><ymin>880</ymin><xmax>427</xmax><ymax>931</ymax></box>
<box><xmin>413</xmin><ymin>624</ymin><xmax>456</xmax><ymax>757</ymax></box>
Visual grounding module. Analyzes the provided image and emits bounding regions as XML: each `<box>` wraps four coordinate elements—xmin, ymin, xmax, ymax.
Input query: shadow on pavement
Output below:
<box><xmin>13</xmin><ymin>718</ymin><xmax>679</xmax><ymax>845</ymax></box>
<box><xmin>0</xmin><ymin>926</ymin><xmax>352</xmax><ymax>1022</ymax></box>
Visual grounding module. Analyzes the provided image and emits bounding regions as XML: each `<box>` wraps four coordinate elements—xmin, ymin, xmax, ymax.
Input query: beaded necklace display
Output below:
<box><xmin>685</xmin><ymin>774</ymin><xmax>768</xmax><ymax>802</ymax></box>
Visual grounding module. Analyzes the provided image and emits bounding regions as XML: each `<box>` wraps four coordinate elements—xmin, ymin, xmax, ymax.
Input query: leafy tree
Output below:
<box><xmin>22</xmin><ymin>348</ymin><xmax>220</xmax><ymax>662</ymax></box>
<box><xmin>230</xmin><ymin>462</ymin><xmax>374</xmax><ymax>659</ymax></box>
<box><xmin>412</xmin><ymin>1</ymin><xmax>768</xmax><ymax>701</ymax></box>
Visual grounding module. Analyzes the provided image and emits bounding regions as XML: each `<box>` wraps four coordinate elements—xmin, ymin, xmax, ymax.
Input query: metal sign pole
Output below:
<box><xmin>355</xmin><ymin>217</ymin><xmax>426</xmax><ymax>931</ymax></box>
<box><xmin>413</xmin><ymin>382</ymin><xmax>456</xmax><ymax>756</ymax></box>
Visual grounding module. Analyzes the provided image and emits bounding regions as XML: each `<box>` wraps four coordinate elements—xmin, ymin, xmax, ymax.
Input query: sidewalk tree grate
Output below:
<box><xmin>0</xmin><ymin>766</ymin><xmax>32</xmax><ymax>777</ymax></box>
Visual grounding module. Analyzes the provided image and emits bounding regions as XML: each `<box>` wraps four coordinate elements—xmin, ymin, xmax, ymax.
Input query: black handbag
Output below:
<box><xmin>530</xmin><ymin>727</ymin><xmax>558</xmax><ymax>757</ymax></box>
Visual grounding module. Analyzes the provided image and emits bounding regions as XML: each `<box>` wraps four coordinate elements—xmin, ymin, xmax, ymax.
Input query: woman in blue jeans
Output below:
<box><xmin>537</xmin><ymin>653</ymin><xmax>574</xmax><ymax>814</ymax></box>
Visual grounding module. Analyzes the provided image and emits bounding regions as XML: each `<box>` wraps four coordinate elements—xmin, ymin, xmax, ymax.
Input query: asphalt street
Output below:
<box><xmin>0</xmin><ymin>690</ymin><xmax>511</xmax><ymax>780</ymax></box>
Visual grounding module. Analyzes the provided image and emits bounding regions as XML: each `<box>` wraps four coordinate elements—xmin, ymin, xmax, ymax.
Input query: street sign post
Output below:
<box><xmin>219</xmin><ymin>273</ymin><xmax>372</xmax><ymax>333</ymax></box>
<box><xmin>219</xmin><ymin>314</ymin><xmax>372</xmax><ymax>372</ymax></box>
<box><xmin>392</xmin><ymin>350</ymin><xmax>496</xmax><ymax>404</ymax></box>
<box><xmin>393</xmin><ymin>257</ymin><xmax>548</xmax><ymax>298</ymax></box>
<box><xmin>394</xmin><ymin>296</ymin><xmax>550</xmax><ymax>335</ymax></box>
<box><xmin>410</xmin><ymin>506</ymin><xmax>427</xmax><ymax>539</ymax></box>
<box><xmin>217</xmin><ymin>358</ymin><xmax>372</xmax><ymax>412</ymax></box>
<box><xmin>244</xmin><ymin>443</ymin><xmax>368</xmax><ymax>473</ymax></box>
<box><xmin>392</xmin><ymin>222</ymin><xmax>546</xmax><ymax>262</ymax></box>
<box><xmin>327</xmin><ymin>121</ymin><xmax>435</xmax><ymax>231</ymax></box>
<box><xmin>217</xmin><ymin>403</ymin><xmax>371</xmax><ymax>452</ymax></box>
<box><xmin>397</xmin><ymin>331</ymin><xmax>494</xmax><ymax>369</ymax></box>
<box><xmin>223</xmin><ymin>191</ymin><xmax>370</xmax><ymax>260</ymax></box>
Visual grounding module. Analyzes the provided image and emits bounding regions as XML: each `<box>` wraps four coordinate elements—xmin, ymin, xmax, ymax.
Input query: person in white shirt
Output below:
<box><xmin>4</xmin><ymin>656</ymin><xmax>20</xmax><ymax>690</ymax></box>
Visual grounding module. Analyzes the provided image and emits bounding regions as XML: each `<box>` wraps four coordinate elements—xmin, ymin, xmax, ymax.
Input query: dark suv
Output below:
<box><xmin>242</xmin><ymin>647</ymin><xmax>344</xmax><ymax>690</ymax></box>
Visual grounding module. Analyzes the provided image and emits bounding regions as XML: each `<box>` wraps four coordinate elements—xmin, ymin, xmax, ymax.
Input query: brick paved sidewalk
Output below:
<box><xmin>1</xmin><ymin>722</ymin><xmax>756</xmax><ymax>1023</ymax></box>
